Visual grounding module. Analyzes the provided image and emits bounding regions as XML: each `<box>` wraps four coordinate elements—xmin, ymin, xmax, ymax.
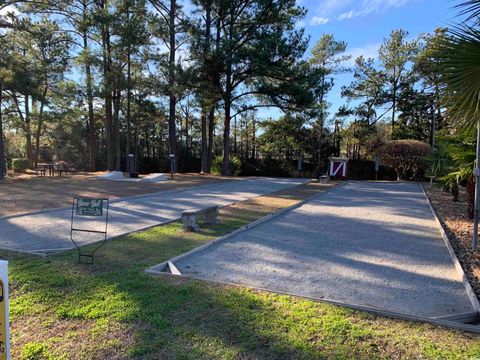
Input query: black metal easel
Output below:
<box><xmin>70</xmin><ymin>197</ymin><xmax>109</xmax><ymax>264</ymax></box>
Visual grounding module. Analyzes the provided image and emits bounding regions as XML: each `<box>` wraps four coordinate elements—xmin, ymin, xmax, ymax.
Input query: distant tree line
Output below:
<box><xmin>0</xmin><ymin>0</ymin><xmax>456</xmax><ymax>181</ymax></box>
<box><xmin>0</xmin><ymin>0</ymin><xmax>322</xmax><ymax>178</ymax></box>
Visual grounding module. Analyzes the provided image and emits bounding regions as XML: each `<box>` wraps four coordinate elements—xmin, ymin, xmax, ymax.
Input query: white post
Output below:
<box><xmin>473</xmin><ymin>119</ymin><xmax>480</xmax><ymax>251</ymax></box>
<box><xmin>0</xmin><ymin>260</ymin><xmax>9</xmax><ymax>359</ymax></box>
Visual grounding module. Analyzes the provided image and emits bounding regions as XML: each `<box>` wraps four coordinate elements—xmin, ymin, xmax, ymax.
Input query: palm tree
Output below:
<box><xmin>429</xmin><ymin>134</ymin><xmax>476</xmax><ymax>210</ymax></box>
<box><xmin>435</xmin><ymin>0</ymin><xmax>480</xmax><ymax>250</ymax></box>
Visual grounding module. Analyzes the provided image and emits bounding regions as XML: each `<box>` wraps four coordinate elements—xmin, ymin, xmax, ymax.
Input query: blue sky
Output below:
<box><xmin>259</xmin><ymin>0</ymin><xmax>457</xmax><ymax>123</ymax></box>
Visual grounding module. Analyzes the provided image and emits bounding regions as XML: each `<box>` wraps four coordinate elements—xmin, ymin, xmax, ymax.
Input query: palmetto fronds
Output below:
<box><xmin>429</xmin><ymin>134</ymin><xmax>476</xmax><ymax>185</ymax></box>
<box><xmin>437</xmin><ymin>1</ymin><xmax>480</xmax><ymax>247</ymax></box>
<box><xmin>435</xmin><ymin>21</ymin><xmax>480</xmax><ymax>128</ymax></box>
<box><xmin>456</xmin><ymin>0</ymin><xmax>480</xmax><ymax>24</ymax></box>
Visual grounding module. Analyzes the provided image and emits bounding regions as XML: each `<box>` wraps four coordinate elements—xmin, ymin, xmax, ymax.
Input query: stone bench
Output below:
<box><xmin>319</xmin><ymin>175</ymin><xmax>329</xmax><ymax>184</ymax></box>
<box><xmin>182</xmin><ymin>206</ymin><xmax>219</xmax><ymax>232</ymax></box>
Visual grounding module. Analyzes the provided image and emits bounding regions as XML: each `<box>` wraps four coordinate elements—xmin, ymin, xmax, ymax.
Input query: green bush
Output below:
<box><xmin>211</xmin><ymin>155</ymin><xmax>241</xmax><ymax>176</ymax></box>
<box><xmin>241</xmin><ymin>158</ymin><xmax>290</xmax><ymax>177</ymax></box>
<box><xmin>21</xmin><ymin>342</ymin><xmax>55</xmax><ymax>360</ymax></box>
<box><xmin>12</xmin><ymin>158</ymin><xmax>30</xmax><ymax>173</ymax></box>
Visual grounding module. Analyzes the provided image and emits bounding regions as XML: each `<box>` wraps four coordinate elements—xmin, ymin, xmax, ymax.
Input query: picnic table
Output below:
<box><xmin>37</xmin><ymin>163</ymin><xmax>58</xmax><ymax>176</ymax></box>
<box><xmin>37</xmin><ymin>163</ymin><xmax>75</xmax><ymax>176</ymax></box>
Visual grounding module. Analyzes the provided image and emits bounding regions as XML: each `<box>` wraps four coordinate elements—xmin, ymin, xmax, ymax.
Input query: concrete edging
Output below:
<box><xmin>149</xmin><ymin>270</ymin><xmax>480</xmax><ymax>334</ymax></box>
<box><xmin>420</xmin><ymin>183</ymin><xmax>480</xmax><ymax>314</ymax></box>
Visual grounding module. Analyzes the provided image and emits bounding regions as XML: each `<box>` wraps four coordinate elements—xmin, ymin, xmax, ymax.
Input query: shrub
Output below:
<box><xmin>21</xmin><ymin>342</ymin><xmax>55</xmax><ymax>360</ymax></box>
<box><xmin>347</xmin><ymin>159</ymin><xmax>397</xmax><ymax>180</ymax></box>
<box><xmin>211</xmin><ymin>155</ymin><xmax>241</xmax><ymax>176</ymax></box>
<box><xmin>137</xmin><ymin>157</ymin><xmax>166</xmax><ymax>174</ymax></box>
<box><xmin>12</xmin><ymin>158</ymin><xmax>30</xmax><ymax>173</ymax></box>
<box><xmin>379</xmin><ymin>140</ymin><xmax>432</xmax><ymax>180</ymax></box>
<box><xmin>241</xmin><ymin>158</ymin><xmax>290</xmax><ymax>177</ymax></box>
<box><xmin>178</xmin><ymin>156</ymin><xmax>201</xmax><ymax>173</ymax></box>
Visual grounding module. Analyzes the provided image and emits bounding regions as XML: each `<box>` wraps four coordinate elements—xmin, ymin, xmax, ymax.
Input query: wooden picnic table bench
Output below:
<box><xmin>181</xmin><ymin>206</ymin><xmax>219</xmax><ymax>232</ymax></box>
<box><xmin>37</xmin><ymin>163</ymin><xmax>77</xmax><ymax>176</ymax></box>
<box><xmin>35</xmin><ymin>167</ymin><xmax>46</xmax><ymax>177</ymax></box>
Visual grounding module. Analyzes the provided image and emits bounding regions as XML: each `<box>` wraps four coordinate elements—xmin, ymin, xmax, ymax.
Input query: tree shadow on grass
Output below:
<box><xmin>0</xmin><ymin>221</ymin><xmax>384</xmax><ymax>360</ymax></box>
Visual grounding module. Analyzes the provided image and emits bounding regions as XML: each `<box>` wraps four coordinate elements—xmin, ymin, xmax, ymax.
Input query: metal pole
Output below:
<box><xmin>472</xmin><ymin>118</ymin><xmax>480</xmax><ymax>251</ymax></box>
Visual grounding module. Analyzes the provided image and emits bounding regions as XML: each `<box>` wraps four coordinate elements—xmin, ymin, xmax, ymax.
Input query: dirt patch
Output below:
<box><xmin>424</xmin><ymin>184</ymin><xmax>480</xmax><ymax>300</ymax></box>
<box><xmin>0</xmin><ymin>173</ymin><xmax>233</xmax><ymax>217</ymax></box>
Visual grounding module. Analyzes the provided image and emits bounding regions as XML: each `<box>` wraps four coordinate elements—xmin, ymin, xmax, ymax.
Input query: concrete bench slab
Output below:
<box><xmin>182</xmin><ymin>206</ymin><xmax>219</xmax><ymax>232</ymax></box>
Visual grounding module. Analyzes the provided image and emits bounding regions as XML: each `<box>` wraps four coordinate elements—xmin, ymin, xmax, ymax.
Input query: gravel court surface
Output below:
<box><xmin>0</xmin><ymin>177</ymin><xmax>309</xmax><ymax>253</ymax></box>
<box><xmin>174</xmin><ymin>181</ymin><xmax>474</xmax><ymax>317</ymax></box>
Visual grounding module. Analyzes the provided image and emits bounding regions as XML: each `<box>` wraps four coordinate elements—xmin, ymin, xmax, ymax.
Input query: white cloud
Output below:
<box><xmin>337</xmin><ymin>0</ymin><xmax>415</xmax><ymax>21</ymax></box>
<box><xmin>311</xmin><ymin>16</ymin><xmax>330</xmax><ymax>26</ymax></box>
<box><xmin>345</xmin><ymin>43</ymin><xmax>381</xmax><ymax>66</ymax></box>
<box><xmin>337</xmin><ymin>8</ymin><xmax>372</xmax><ymax>20</ymax></box>
<box><xmin>315</xmin><ymin>0</ymin><xmax>354</xmax><ymax>16</ymax></box>
<box><xmin>0</xmin><ymin>5</ymin><xmax>18</xmax><ymax>16</ymax></box>
<box><xmin>337</xmin><ymin>10</ymin><xmax>355</xmax><ymax>20</ymax></box>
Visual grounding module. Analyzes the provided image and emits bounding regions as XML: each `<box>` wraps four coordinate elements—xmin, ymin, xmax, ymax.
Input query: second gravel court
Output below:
<box><xmin>159</xmin><ymin>181</ymin><xmax>476</xmax><ymax>318</ymax></box>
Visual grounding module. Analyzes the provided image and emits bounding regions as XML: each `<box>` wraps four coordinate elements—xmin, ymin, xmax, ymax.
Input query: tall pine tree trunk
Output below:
<box><xmin>0</xmin><ymin>81</ymin><xmax>5</xmax><ymax>179</ymax></box>
<box><xmin>222</xmin><ymin>12</ymin><xmax>234</xmax><ymax>176</ymax></box>
<box><xmin>317</xmin><ymin>73</ymin><xmax>325</xmax><ymax>178</ymax></box>
<box><xmin>251</xmin><ymin>116</ymin><xmax>256</xmax><ymax>160</ymax></box>
<box><xmin>245</xmin><ymin>117</ymin><xmax>249</xmax><ymax>160</ymax></box>
<box><xmin>233</xmin><ymin>115</ymin><xmax>237</xmax><ymax>155</ymax></box>
<box><xmin>185</xmin><ymin>112</ymin><xmax>189</xmax><ymax>158</ymax></box>
<box><xmin>83</xmin><ymin>0</ymin><xmax>96</xmax><ymax>171</ymax></box>
<box><xmin>34</xmin><ymin>84</ymin><xmax>48</xmax><ymax>168</ymax></box>
<box><xmin>317</xmin><ymin>120</ymin><xmax>324</xmax><ymax>177</ymax></box>
<box><xmin>126</xmin><ymin>2</ymin><xmax>132</xmax><ymax>161</ymax></box>
<box><xmin>222</xmin><ymin>91</ymin><xmax>231</xmax><ymax>175</ymax></box>
<box><xmin>168</xmin><ymin>0</ymin><xmax>177</xmax><ymax>166</ymax></box>
<box><xmin>102</xmin><ymin>0</ymin><xmax>114</xmax><ymax>171</ymax></box>
<box><xmin>25</xmin><ymin>94</ymin><xmax>33</xmax><ymax>168</ymax></box>
<box><xmin>200</xmin><ymin>1</ymin><xmax>212</xmax><ymax>173</ymax></box>
<box><xmin>391</xmin><ymin>68</ymin><xmax>397</xmax><ymax>133</ymax></box>
<box><xmin>86</xmin><ymin>62</ymin><xmax>96</xmax><ymax>171</ymax></box>
<box><xmin>201</xmin><ymin>112</ymin><xmax>208</xmax><ymax>173</ymax></box>
<box><xmin>126</xmin><ymin>49</ymin><xmax>132</xmax><ymax>159</ymax></box>
<box><xmin>114</xmin><ymin>89</ymin><xmax>121</xmax><ymax>171</ymax></box>
<box><xmin>207</xmin><ymin>108</ymin><xmax>214</xmax><ymax>172</ymax></box>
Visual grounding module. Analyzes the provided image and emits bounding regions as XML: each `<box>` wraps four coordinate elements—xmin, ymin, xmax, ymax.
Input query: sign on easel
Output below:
<box><xmin>76</xmin><ymin>198</ymin><xmax>104</xmax><ymax>217</ymax></box>
<box><xmin>329</xmin><ymin>157</ymin><xmax>349</xmax><ymax>179</ymax></box>
<box><xmin>0</xmin><ymin>261</ymin><xmax>10</xmax><ymax>359</ymax></box>
<box><xmin>70</xmin><ymin>197</ymin><xmax>109</xmax><ymax>264</ymax></box>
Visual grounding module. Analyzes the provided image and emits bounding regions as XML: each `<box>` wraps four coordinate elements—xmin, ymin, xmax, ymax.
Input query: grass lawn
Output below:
<box><xmin>5</xmin><ymin>183</ymin><xmax>480</xmax><ymax>359</ymax></box>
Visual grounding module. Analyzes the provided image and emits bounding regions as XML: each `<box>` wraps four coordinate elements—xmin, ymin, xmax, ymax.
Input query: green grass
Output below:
<box><xmin>5</xmin><ymin>211</ymin><xmax>480</xmax><ymax>359</ymax></box>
